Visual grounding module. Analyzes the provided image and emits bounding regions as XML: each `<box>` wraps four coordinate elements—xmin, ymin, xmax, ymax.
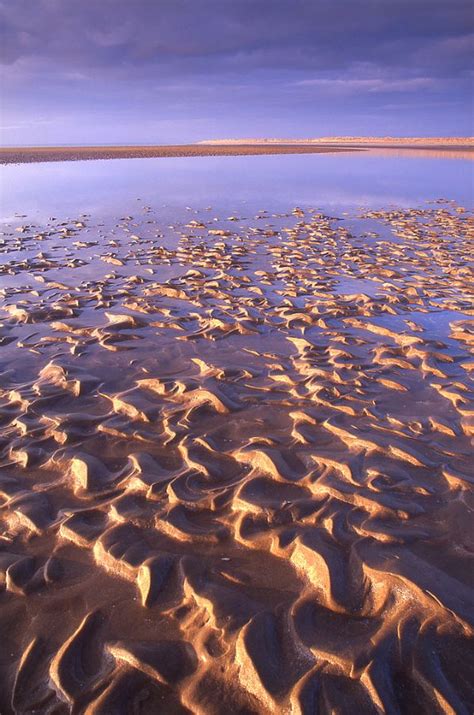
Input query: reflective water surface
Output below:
<box><xmin>1</xmin><ymin>149</ymin><xmax>472</xmax><ymax>222</ymax></box>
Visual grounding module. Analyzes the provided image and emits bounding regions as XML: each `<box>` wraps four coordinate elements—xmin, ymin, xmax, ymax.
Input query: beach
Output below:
<box><xmin>0</xmin><ymin>150</ymin><xmax>473</xmax><ymax>712</ymax></box>
<box><xmin>2</xmin><ymin>0</ymin><xmax>473</xmax><ymax>706</ymax></box>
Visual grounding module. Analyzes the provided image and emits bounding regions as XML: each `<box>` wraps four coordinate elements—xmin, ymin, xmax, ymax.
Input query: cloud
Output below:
<box><xmin>1</xmin><ymin>0</ymin><xmax>472</xmax><ymax>74</ymax></box>
<box><xmin>296</xmin><ymin>77</ymin><xmax>439</xmax><ymax>93</ymax></box>
<box><xmin>0</xmin><ymin>0</ymin><xmax>472</xmax><ymax>142</ymax></box>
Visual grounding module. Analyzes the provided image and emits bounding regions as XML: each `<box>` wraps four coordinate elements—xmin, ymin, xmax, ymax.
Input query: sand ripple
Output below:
<box><xmin>0</xmin><ymin>201</ymin><xmax>473</xmax><ymax>713</ymax></box>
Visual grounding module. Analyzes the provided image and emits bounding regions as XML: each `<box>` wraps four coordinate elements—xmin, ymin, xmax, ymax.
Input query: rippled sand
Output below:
<box><xmin>0</xmin><ymin>200</ymin><xmax>473</xmax><ymax>713</ymax></box>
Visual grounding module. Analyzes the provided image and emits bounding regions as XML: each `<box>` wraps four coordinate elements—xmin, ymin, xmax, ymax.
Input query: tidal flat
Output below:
<box><xmin>0</xmin><ymin>151</ymin><xmax>473</xmax><ymax>713</ymax></box>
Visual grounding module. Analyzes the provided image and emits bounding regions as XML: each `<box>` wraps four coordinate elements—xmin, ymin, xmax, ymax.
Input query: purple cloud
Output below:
<box><xmin>1</xmin><ymin>0</ymin><xmax>472</xmax><ymax>143</ymax></box>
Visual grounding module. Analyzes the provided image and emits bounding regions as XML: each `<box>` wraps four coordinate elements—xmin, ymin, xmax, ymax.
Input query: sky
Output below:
<box><xmin>1</xmin><ymin>0</ymin><xmax>473</xmax><ymax>145</ymax></box>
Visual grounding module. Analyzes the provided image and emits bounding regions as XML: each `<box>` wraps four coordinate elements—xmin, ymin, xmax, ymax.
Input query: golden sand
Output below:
<box><xmin>0</xmin><ymin>201</ymin><xmax>473</xmax><ymax>712</ymax></box>
<box><xmin>201</xmin><ymin>136</ymin><xmax>474</xmax><ymax>147</ymax></box>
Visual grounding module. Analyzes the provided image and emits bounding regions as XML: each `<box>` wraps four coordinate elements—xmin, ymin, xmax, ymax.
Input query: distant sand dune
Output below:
<box><xmin>200</xmin><ymin>135</ymin><xmax>474</xmax><ymax>147</ymax></box>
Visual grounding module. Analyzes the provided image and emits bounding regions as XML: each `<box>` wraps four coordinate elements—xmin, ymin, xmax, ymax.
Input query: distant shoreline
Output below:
<box><xmin>1</xmin><ymin>141</ymin><xmax>473</xmax><ymax>165</ymax></box>
<box><xmin>200</xmin><ymin>136</ymin><xmax>474</xmax><ymax>146</ymax></box>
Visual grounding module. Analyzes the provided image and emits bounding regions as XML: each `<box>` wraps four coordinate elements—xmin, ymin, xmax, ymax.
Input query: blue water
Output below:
<box><xmin>1</xmin><ymin>150</ymin><xmax>472</xmax><ymax>222</ymax></box>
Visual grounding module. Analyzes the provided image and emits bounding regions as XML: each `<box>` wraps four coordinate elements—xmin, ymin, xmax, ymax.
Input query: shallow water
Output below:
<box><xmin>0</xmin><ymin>152</ymin><xmax>473</xmax><ymax>714</ymax></box>
<box><xmin>1</xmin><ymin>149</ymin><xmax>473</xmax><ymax>222</ymax></box>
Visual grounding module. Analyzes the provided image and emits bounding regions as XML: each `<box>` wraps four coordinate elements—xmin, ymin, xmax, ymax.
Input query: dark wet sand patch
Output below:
<box><xmin>0</xmin><ymin>144</ymin><xmax>359</xmax><ymax>165</ymax></box>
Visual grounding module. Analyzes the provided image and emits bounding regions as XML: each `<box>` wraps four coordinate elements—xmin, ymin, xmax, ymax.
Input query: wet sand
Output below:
<box><xmin>0</xmin><ymin>199</ymin><xmax>473</xmax><ymax>712</ymax></box>
<box><xmin>0</xmin><ymin>144</ymin><xmax>356</xmax><ymax>165</ymax></box>
<box><xmin>2</xmin><ymin>143</ymin><xmax>472</xmax><ymax>166</ymax></box>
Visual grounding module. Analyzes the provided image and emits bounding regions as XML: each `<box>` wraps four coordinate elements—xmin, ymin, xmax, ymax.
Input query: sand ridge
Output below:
<box><xmin>0</xmin><ymin>145</ymin><xmax>356</xmax><ymax>165</ymax></box>
<box><xmin>0</xmin><ymin>199</ymin><xmax>473</xmax><ymax>712</ymax></box>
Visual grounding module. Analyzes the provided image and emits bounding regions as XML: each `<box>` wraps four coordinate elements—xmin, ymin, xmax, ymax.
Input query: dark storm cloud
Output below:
<box><xmin>1</xmin><ymin>0</ymin><xmax>472</xmax><ymax>74</ymax></box>
<box><xmin>1</xmin><ymin>0</ymin><xmax>472</xmax><ymax>143</ymax></box>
